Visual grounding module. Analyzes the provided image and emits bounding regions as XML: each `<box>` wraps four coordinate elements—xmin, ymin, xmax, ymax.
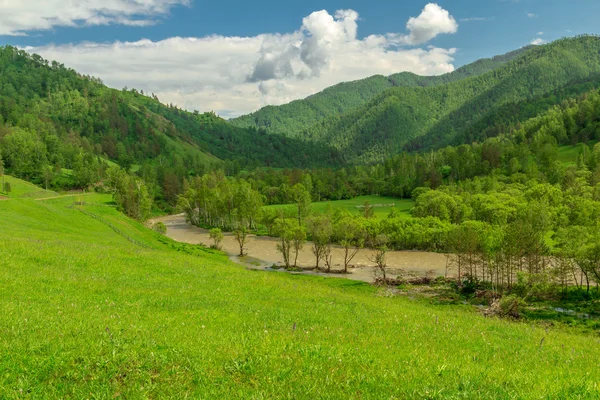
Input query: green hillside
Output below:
<box><xmin>233</xmin><ymin>36</ymin><xmax>600</xmax><ymax>164</ymax></box>
<box><xmin>230</xmin><ymin>47</ymin><xmax>530</xmax><ymax>136</ymax></box>
<box><xmin>0</xmin><ymin>175</ymin><xmax>58</xmax><ymax>199</ymax></box>
<box><xmin>1</xmin><ymin>193</ymin><xmax>599</xmax><ymax>397</ymax></box>
<box><xmin>0</xmin><ymin>45</ymin><xmax>340</xmax><ymax>185</ymax></box>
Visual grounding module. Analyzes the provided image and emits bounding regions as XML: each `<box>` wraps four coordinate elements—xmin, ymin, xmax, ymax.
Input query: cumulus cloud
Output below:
<box><xmin>26</xmin><ymin>6</ymin><xmax>459</xmax><ymax>118</ymax></box>
<box><xmin>392</xmin><ymin>3</ymin><xmax>458</xmax><ymax>45</ymax></box>
<box><xmin>527</xmin><ymin>13</ymin><xmax>537</xmax><ymax>18</ymax></box>
<box><xmin>530</xmin><ymin>38</ymin><xmax>546</xmax><ymax>45</ymax></box>
<box><xmin>0</xmin><ymin>0</ymin><xmax>188</xmax><ymax>35</ymax></box>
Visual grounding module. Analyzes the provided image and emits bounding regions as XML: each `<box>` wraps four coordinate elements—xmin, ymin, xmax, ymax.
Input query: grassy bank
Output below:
<box><xmin>0</xmin><ymin>195</ymin><xmax>599</xmax><ymax>398</ymax></box>
<box><xmin>264</xmin><ymin>195</ymin><xmax>414</xmax><ymax>220</ymax></box>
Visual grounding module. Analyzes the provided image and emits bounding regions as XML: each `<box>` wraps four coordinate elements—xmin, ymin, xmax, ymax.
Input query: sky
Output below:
<box><xmin>1</xmin><ymin>0</ymin><xmax>599</xmax><ymax>118</ymax></box>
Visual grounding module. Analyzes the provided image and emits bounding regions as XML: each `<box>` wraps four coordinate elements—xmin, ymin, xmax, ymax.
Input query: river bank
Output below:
<box><xmin>151</xmin><ymin>214</ymin><xmax>449</xmax><ymax>283</ymax></box>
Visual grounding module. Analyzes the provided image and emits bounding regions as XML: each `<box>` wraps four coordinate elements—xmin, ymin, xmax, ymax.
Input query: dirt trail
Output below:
<box><xmin>34</xmin><ymin>193</ymin><xmax>84</xmax><ymax>201</ymax></box>
<box><xmin>151</xmin><ymin>214</ymin><xmax>449</xmax><ymax>284</ymax></box>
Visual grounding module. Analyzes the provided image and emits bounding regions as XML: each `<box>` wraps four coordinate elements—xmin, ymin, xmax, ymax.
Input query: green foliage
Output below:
<box><xmin>233</xmin><ymin>226</ymin><xmax>249</xmax><ymax>257</ymax></box>
<box><xmin>177</xmin><ymin>171</ymin><xmax>263</xmax><ymax>231</ymax></box>
<box><xmin>307</xmin><ymin>215</ymin><xmax>333</xmax><ymax>270</ymax></box>
<box><xmin>231</xmin><ymin>46</ymin><xmax>529</xmax><ymax>136</ymax></box>
<box><xmin>209</xmin><ymin>228</ymin><xmax>224</xmax><ymax>250</ymax></box>
<box><xmin>107</xmin><ymin>167</ymin><xmax>152</xmax><ymax>221</ymax></box>
<box><xmin>498</xmin><ymin>295</ymin><xmax>527</xmax><ymax>319</ymax></box>
<box><xmin>234</xmin><ymin>36</ymin><xmax>600</xmax><ymax>164</ymax></box>
<box><xmin>0</xmin><ymin>45</ymin><xmax>341</xmax><ymax>199</ymax></box>
<box><xmin>152</xmin><ymin>222</ymin><xmax>167</xmax><ymax>235</ymax></box>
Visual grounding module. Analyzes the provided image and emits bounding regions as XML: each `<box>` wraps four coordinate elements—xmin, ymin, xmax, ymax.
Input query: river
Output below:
<box><xmin>151</xmin><ymin>214</ymin><xmax>449</xmax><ymax>283</ymax></box>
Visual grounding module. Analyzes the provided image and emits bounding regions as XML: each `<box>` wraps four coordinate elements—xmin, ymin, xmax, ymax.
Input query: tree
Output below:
<box><xmin>370</xmin><ymin>234</ymin><xmax>389</xmax><ymax>283</ymax></box>
<box><xmin>4</xmin><ymin>182</ymin><xmax>11</xmax><ymax>195</ymax></box>
<box><xmin>291</xmin><ymin>225</ymin><xmax>306</xmax><ymax>269</ymax></box>
<box><xmin>0</xmin><ymin>154</ymin><xmax>4</xmax><ymax>190</ymax></box>
<box><xmin>42</xmin><ymin>165</ymin><xmax>54</xmax><ymax>191</ymax></box>
<box><xmin>233</xmin><ymin>226</ymin><xmax>248</xmax><ymax>257</ymax></box>
<box><xmin>307</xmin><ymin>216</ymin><xmax>332</xmax><ymax>270</ymax></box>
<box><xmin>259</xmin><ymin>209</ymin><xmax>279</xmax><ymax>236</ymax></box>
<box><xmin>0</xmin><ymin>155</ymin><xmax>4</xmax><ymax>193</ymax></box>
<box><xmin>361</xmin><ymin>201</ymin><xmax>375</xmax><ymax>219</ymax></box>
<box><xmin>334</xmin><ymin>216</ymin><xmax>364</xmax><ymax>273</ymax></box>
<box><xmin>274</xmin><ymin>218</ymin><xmax>295</xmax><ymax>269</ymax></box>
<box><xmin>110</xmin><ymin>168</ymin><xmax>153</xmax><ymax>221</ymax></box>
<box><xmin>209</xmin><ymin>228</ymin><xmax>224</xmax><ymax>250</ymax></box>
<box><xmin>291</xmin><ymin>183</ymin><xmax>312</xmax><ymax>226</ymax></box>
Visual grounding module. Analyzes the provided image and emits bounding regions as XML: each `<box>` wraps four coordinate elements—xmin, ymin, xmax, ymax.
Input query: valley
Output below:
<box><xmin>2</xmin><ymin>33</ymin><xmax>600</xmax><ymax>398</ymax></box>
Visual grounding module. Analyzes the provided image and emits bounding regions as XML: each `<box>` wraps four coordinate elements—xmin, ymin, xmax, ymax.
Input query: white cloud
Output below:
<box><xmin>392</xmin><ymin>3</ymin><xmax>458</xmax><ymax>45</ymax></box>
<box><xmin>537</xmin><ymin>31</ymin><xmax>544</xmax><ymax>35</ymax></box>
<box><xmin>530</xmin><ymin>38</ymin><xmax>546</xmax><ymax>45</ymax></box>
<box><xmin>0</xmin><ymin>0</ymin><xmax>188</xmax><ymax>36</ymax></box>
<box><xmin>26</xmin><ymin>7</ymin><xmax>459</xmax><ymax>118</ymax></box>
<box><xmin>527</xmin><ymin>13</ymin><xmax>537</xmax><ymax>18</ymax></box>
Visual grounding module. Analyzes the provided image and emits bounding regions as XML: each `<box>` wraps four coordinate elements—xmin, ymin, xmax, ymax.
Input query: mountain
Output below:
<box><xmin>232</xmin><ymin>36</ymin><xmax>600</xmax><ymax>164</ymax></box>
<box><xmin>0</xmin><ymin>46</ymin><xmax>341</xmax><ymax>181</ymax></box>
<box><xmin>230</xmin><ymin>47</ymin><xmax>532</xmax><ymax>136</ymax></box>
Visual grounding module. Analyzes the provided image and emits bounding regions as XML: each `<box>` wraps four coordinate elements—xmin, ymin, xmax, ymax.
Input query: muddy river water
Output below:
<box><xmin>151</xmin><ymin>214</ymin><xmax>449</xmax><ymax>283</ymax></box>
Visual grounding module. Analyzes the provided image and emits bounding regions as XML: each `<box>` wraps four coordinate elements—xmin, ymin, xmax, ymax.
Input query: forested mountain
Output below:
<box><xmin>0</xmin><ymin>45</ymin><xmax>341</xmax><ymax>183</ymax></box>
<box><xmin>233</xmin><ymin>36</ymin><xmax>600</xmax><ymax>164</ymax></box>
<box><xmin>230</xmin><ymin>47</ymin><xmax>531</xmax><ymax>136</ymax></box>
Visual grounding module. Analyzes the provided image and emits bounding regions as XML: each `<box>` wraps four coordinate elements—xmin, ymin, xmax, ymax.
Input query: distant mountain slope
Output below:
<box><xmin>0</xmin><ymin>46</ymin><xmax>340</xmax><ymax>173</ymax></box>
<box><xmin>286</xmin><ymin>36</ymin><xmax>600</xmax><ymax>163</ymax></box>
<box><xmin>230</xmin><ymin>47</ymin><xmax>531</xmax><ymax>136</ymax></box>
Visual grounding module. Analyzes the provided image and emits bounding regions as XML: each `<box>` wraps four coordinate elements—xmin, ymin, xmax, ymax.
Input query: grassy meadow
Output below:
<box><xmin>0</xmin><ymin>190</ymin><xmax>599</xmax><ymax>398</ymax></box>
<box><xmin>558</xmin><ymin>141</ymin><xmax>599</xmax><ymax>166</ymax></box>
<box><xmin>264</xmin><ymin>195</ymin><xmax>414</xmax><ymax>220</ymax></box>
<box><xmin>0</xmin><ymin>175</ymin><xmax>58</xmax><ymax>199</ymax></box>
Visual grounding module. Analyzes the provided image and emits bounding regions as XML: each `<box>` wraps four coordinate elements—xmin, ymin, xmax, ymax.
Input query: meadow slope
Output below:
<box><xmin>1</xmin><ymin>196</ymin><xmax>599</xmax><ymax>398</ymax></box>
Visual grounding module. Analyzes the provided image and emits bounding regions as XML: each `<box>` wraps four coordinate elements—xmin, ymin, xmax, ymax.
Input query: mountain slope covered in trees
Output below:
<box><xmin>230</xmin><ymin>47</ymin><xmax>531</xmax><ymax>136</ymax></box>
<box><xmin>0</xmin><ymin>45</ymin><xmax>341</xmax><ymax>183</ymax></box>
<box><xmin>233</xmin><ymin>36</ymin><xmax>600</xmax><ymax>164</ymax></box>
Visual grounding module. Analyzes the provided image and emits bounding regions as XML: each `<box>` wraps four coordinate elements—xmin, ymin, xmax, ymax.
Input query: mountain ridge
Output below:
<box><xmin>229</xmin><ymin>46</ymin><xmax>534</xmax><ymax>136</ymax></box>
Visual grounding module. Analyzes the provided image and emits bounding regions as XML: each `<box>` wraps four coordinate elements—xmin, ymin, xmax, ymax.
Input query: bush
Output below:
<box><xmin>209</xmin><ymin>228</ymin><xmax>224</xmax><ymax>250</ymax></box>
<box><xmin>496</xmin><ymin>295</ymin><xmax>527</xmax><ymax>319</ymax></box>
<box><xmin>152</xmin><ymin>222</ymin><xmax>167</xmax><ymax>235</ymax></box>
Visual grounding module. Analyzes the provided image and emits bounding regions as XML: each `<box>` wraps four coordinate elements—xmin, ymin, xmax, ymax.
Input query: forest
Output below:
<box><xmin>236</xmin><ymin>36</ymin><xmax>600</xmax><ymax>163</ymax></box>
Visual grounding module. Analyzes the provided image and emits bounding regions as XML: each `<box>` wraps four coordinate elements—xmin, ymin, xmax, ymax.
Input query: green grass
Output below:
<box><xmin>558</xmin><ymin>141</ymin><xmax>599</xmax><ymax>166</ymax></box>
<box><xmin>0</xmin><ymin>175</ymin><xmax>58</xmax><ymax>199</ymax></box>
<box><xmin>1</xmin><ymin>194</ymin><xmax>600</xmax><ymax>398</ymax></box>
<box><xmin>264</xmin><ymin>195</ymin><xmax>414</xmax><ymax>220</ymax></box>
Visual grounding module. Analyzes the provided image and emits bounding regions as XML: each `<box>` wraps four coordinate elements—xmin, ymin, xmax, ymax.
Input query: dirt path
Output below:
<box><xmin>34</xmin><ymin>193</ymin><xmax>84</xmax><ymax>201</ymax></box>
<box><xmin>151</xmin><ymin>214</ymin><xmax>449</xmax><ymax>284</ymax></box>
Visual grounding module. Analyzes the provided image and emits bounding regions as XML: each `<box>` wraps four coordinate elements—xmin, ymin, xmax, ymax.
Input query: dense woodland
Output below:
<box><xmin>231</xmin><ymin>46</ymin><xmax>531</xmax><ymax>136</ymax></box>
<box><xmin>0</xmin><ymin>45</ymin><xmax>341</xmax><ymax>197</ymax></box>
<box><xmin>236</xmin><ymin>36</ymin><xmax>600</xmax><ymax>164</ymax></box>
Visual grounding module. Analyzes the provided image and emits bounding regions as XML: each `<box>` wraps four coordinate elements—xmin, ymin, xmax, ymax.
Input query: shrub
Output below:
<box><xmin>209</xmin><ymin>228</ymin><xmax>224</xmax><ymax>250</ymax></box>
<box><xmin>152</xmin><ymin>222</ymin><xmax>167</xmax><ymax>235</ymax></box>
<box><xmin>498</xmin><ymin>295</ymin><xmax>527</xmax><ymax>319</ymax></box>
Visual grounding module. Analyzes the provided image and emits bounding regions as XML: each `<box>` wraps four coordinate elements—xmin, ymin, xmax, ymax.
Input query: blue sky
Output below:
<box><xmin>1</xmin><ymin>0</ymin><xmax>598</xmax><ymax>116</ymax></box>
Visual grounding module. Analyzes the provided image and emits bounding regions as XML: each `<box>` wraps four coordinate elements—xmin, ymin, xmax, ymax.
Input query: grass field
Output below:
<box><xmin>0</xmin><ymin>175</ymin><xmax>58</xmax><ymax>199</ymax></box>
<box><xmin>1</xmin><ymin>193</ymin><xmax>600</xmax><ymax>398</ymax></box>
<box><xmin>264</xmin><ymin>195</ymin><xmax>414</xmax><ymax>220</ymax></box>
<box><xmin>558</xmin><ymin>141</ymin><xmax>599</xmax><ymax>166</ymax></box>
